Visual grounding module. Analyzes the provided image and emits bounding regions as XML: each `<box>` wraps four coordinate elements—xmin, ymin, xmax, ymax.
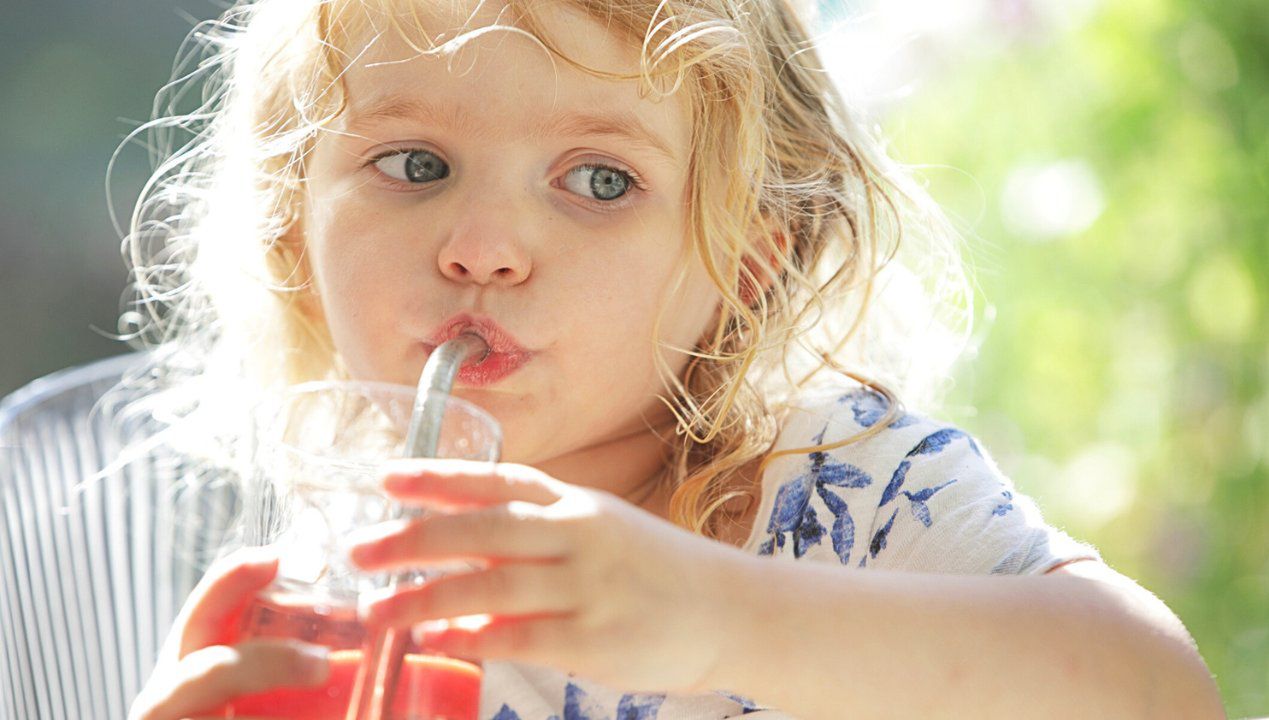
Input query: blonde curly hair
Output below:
<box><xmin>117</xmin><ymin>0</ymin><xmax>973</xmax><ymax>541</ymax></box>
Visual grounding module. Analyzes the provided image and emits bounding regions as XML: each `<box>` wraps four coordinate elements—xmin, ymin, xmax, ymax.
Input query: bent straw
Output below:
<box><xmin>345</xmin><ymin>333</ymin><xmax>490</xmax><ymax>720</ymax></box>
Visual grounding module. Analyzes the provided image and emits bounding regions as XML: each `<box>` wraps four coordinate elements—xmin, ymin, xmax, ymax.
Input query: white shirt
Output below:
<box><xmin>476</xmin><ymin>384</ymin><xmax>1103</xmax><ymax>719</ymax></box>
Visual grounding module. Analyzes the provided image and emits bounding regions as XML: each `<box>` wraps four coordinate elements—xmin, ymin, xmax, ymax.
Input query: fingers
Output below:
<box><xmin>129</xmin><ymin>639</ymin><xmax>328</xmax><ymax>720</ymax></box>
<box><xmin>348</xmin><ymin>502</ymin><xmax>571</xmax><ymax>570</ymax></box>
<box><xmin>424</xmin><ymin>612</ymin><xmax>575</xmax><ymax>665</ymax></box>
<box><xmin>178</xmin><ymin>547</ymin><xmax>280</xmax><ymax>657</ymax></box>
<box><xmin>365</xmin><ymin>561</ymin><xmax>578</xmax><ymax>628</ymax></box>
<box><xmin>381</xmin><ymin>459</ymin><xmax>564</xmax><ymax>508</ymax></box>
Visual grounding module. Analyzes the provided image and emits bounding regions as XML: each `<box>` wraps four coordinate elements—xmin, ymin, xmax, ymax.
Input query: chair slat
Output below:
<box><xmin>0</xmin><ymin>353</ymin><xmax>240</xmax><ymax>720</ymax></box>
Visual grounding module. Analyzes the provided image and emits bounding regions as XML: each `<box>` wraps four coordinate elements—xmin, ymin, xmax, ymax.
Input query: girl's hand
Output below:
<box><xmin>127</xmin><ymin>548</ymin><xmax>331</xmax><ymax>720</ymax></box>
<box><xmin>348</xmin><ymin>458</ymin><xmax>754</xmax><ymax>695</ymax></box>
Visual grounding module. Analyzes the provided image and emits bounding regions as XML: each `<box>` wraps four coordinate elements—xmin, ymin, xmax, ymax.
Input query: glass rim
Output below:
<box><xmin>259</xmin><ymin>379</ymin><xmax>502</xmax><ymax>469</ymax></box>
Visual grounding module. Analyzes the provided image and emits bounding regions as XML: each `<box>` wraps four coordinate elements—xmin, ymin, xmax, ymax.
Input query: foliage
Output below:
<box><xmin>861</xmin><ymin>0</ymin><xmax>1267</xmax><ymax>712</ymax></box>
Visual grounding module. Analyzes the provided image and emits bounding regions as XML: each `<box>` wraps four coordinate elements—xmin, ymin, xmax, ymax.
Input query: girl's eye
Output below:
<box><xmin>562</xmin><ymin>164</ymin><xmax>633</xmax><ymax>202</ymax></box>
<box><xmin>373</xmin><ymin>149</ymin><xmax>450</xmax><ymax>184</ymax></box>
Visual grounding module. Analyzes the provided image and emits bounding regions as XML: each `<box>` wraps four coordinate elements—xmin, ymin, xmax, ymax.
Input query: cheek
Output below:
<box><xmin>572</xmin><ymin>256</ymin><xmax>718</xmax><ymax>382</ymax></box>
<box><xmin>309</xmin><ymin>197</ymin><xmax>423</xmax><ymax>305</ymax></box>
<box><xmin>304</xmin><ymin>213</ymin><xmax>420</xmax><ymax>372</ymax></box>
<box><xmin>311</xmin><ymin>236</ymin><xmax>375</xmax><ymax>321</ymax></box>
<box><xmin>662</xmin><ymin>256</ymin><xmax>724</xmax><ymax>345</ymax></box>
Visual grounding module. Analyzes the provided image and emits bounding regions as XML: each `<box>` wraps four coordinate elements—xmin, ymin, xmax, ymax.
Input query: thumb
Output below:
<box><xmin>176</xmin><ymin>546</ymin><xmax>280</xmax><ymax>658</ymax></box>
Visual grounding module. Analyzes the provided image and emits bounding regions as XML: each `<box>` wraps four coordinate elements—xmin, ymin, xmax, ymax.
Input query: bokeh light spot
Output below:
<box><xmin>1001</xmin><ymin>160</ymin><xmax>1105</xmax><ymax>241</ymax></box>
<box><xmin>1186</xmin><ymin>253</ymin><xmax>1258</xmax><ymax>342</ymax></box>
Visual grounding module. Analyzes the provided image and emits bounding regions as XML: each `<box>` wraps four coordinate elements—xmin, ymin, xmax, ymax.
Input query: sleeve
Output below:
<box><xmin>860</xmin><ymin>425</ymin><xmax>1103</xmax><ymax>576</ymax></box>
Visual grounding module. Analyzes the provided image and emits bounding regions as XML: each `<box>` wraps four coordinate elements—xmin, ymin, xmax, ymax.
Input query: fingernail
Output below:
<box><xmin>232</xmin><ymin>544</ymin><xmax>279</xmax><ymax>570</ymax></box>
<box><xmin>381</xmin><ymin>458</ymin><xmax>427</xmax><ymax>480</ymax></box>
<box><xmin>347</xmin><ymin>519</ymin><xmax>411</xmax><ymax>545</ymax></box>
<box><xmin>295</xmin><ymin>644</ymin><xmax>330</xmax><ymax>685</ymax></box>
<box><xmin>382</xmin><ymin>472</ymin><xmax>414</xmax><ymax>493</ymax></box>
<box><xmin>342</xmin><ymin>520</ymin><xmax>409</xmax><ymax>567</ymax></box>
<box><xmin>248</xmin><ymin>545</ymin><xmax>280</xmax><ymax>562</ymax></box>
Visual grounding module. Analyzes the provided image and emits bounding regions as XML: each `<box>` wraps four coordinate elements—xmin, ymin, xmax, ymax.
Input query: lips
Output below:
<box><xmin>423</xmin><ymin>313</ymin><xmax>533</xmax><ymax>387</ymax></box>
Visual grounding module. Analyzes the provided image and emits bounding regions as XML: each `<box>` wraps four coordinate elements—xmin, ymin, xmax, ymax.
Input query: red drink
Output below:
<box><xmin>220</xmin><ymin>594</ymin><xmax>481</xmax><ymax>720</ymax></box>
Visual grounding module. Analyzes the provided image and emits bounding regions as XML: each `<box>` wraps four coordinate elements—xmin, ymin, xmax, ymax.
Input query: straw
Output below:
<box><xmin>345</xmin><ymin>333</ymin><xmax>489</xmax><ymax>720</ymax></box>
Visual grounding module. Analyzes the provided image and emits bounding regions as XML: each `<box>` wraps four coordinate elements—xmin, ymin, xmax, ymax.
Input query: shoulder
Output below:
<box><xmin>751</xmin><ymin>383</ymin><xmax>1099</xmax><ymax>575</ymax></box>
<box><xmin>771</xmin><ymin>384</ymin><xmax>974</xmax><ymax>472</ymax></box>
<box><xmin>751</xmin><ymin>383</ymin><xmax>981</xmax><ymax>561</ymax></box>
<box><xmin>749</xmin><ymin>384</ymin><xmax>1005</xmax><ymax>558</ymax></box>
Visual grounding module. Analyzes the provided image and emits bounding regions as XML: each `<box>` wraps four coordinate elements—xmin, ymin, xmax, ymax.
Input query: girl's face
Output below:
<box><xmin>300</xmin><ymin>1</ymin><xmax>723</xmax><ymax>465</ymax></box>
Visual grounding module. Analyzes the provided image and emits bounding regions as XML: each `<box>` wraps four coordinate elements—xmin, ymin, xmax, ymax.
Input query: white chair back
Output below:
<box><xmin>1</xmin><ymin>354</ymin><xmax>239</xmax><ymax>720</ymax></box>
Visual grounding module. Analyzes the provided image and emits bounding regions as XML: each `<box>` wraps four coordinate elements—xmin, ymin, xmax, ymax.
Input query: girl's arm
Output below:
<box><xmin>349</xmin><ymin>459</ymin><xmax>1225</xmax><ymax>718</ymax></box>
<box><xmin>708</xmin><ymin>556</ymin><xmax>1226</xmax><ymax>719</ymax></box>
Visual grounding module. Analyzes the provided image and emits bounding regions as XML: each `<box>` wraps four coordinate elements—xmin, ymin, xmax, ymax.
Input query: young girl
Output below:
<box><xmin>121</xmin><ymin>0</ymin><xmax>1223</xmax><ymax>718</ymax></box>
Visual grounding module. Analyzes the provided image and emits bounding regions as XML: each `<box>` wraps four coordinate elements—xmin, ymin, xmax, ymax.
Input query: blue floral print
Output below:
<box><xmin>758</xmin><ymin>424</ymin><xmax>873</xmax><ymax>562</ymax></box>
<box><xmin>992</xmin><ymin>490</ymin><xmax>1015</xmax><ymax>517</ymax></box>
<box><xmin>561</xmin><ymin>681</ymin><xmax>665</xmax><ymax>720</ymax></box>
<box><xmin>869</xmin><ymin>507</ymin><xmax>899</xmax><ymax>560</ymax></box>
<box><xmin>712</xmin><ymin>691</ymin><xmax>765</xmax><ymax>714</ymax></box>
<box><xmin>901</xmin><ymin>479</ymin><xmax>959</xmax><ymax>527</ymax></box>
<box><xmin>837</xmin><ymin>389</ymin><xmax>919</xmax><ymax>429</ymax></box>
<box><xmin>877</xmin><ymin>427</ymin><xmax>979</xmax><ymax>512</ymax></box>
<box><xmin>865</xmin><ymin>427</ymin><xmax>981</xmax><ymax>562</ymax></box>
<box><xmin>907</xmin><ymin>427</ymin><xmax>981</xmax><ymax>459</ymax></box>
<box><xmin>614</xmin><ymin>693</ymin><xmax>667</xmax><ymax>719</ymax></box>
<box><xmin>878</xmin><ymin>460</ymin><xmax>913</xmax><ymax>508</ymax></box>
<box><xmin>493</xmin><ymin>705</ymin><xmax>526</xmax><ymax>720</ymax></box>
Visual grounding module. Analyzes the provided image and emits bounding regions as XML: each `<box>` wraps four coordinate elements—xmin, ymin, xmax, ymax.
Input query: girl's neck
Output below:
<box><xmin>532</xmin><ymin>416</ymin><xmax>679</xmax><ymax>518</ymax></box>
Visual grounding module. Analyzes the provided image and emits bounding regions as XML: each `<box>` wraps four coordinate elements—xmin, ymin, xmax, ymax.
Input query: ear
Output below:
<box><xmin>275</xmin><ymin>217</ymin><xmax>324</xmax><ymax>323</ymax></box>
<box><xmin>738</xmin><ymin>229</ymin><xmax>788</xmax><ymax>307</ymax></box>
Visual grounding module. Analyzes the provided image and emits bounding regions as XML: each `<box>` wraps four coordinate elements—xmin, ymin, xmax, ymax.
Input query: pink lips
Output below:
<box><xmin>423</xmin><ymin>313</ymin><xmax>533</xmax><ymax>387</ymax></box>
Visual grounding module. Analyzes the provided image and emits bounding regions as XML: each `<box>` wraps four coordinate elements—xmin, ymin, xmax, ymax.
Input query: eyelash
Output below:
<box><xmin>365</xmin><ymin>148</ymin><xmax>647</xmax><ymax>209</ymax></box>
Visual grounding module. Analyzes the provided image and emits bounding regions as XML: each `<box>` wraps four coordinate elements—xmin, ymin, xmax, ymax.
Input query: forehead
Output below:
<box><xmin>329</xmin><ymin>0</ymin><xmax>691</xmax><ymax>157</ymax></box>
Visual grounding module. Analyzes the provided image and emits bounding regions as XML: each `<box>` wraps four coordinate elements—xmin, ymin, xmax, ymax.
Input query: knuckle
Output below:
<box><xmin>238</xmin><ymin>641</ymin><xmax>311</xmax><ymax>690</ymax></box>
<box><xmin>411</xmin><ymin>580</ymin><xmax>440</xmax><ymax>617</ymax></box>
<box><xmin>193</xmin><ymin>647</ymin><xmax>242</xmax><ymax>690</ymax></box>
<box><xmin>498</xmin><ymin>503</ymin><xmax>541</xmax><ymax>539</ymax></box>
<box><xmin>578</xmin><ymin>605</ymin><xmax>619</xmax><ymax>645</ymax></box>
<box><xmin>502</xmin><ymin>620</ymin><xmax>535</xmax><ymax>655</ymax></box>
<box><xmin>550</xmin><ymin>560</ymin><xmax>582</xmax><ymax>602</ymax></box>
<box><xmin>485</xmin><ymin>564</ymin><xmax>517</xmax><ymax>598</ymax></box>
<box><xmin>466</xmin><ymin>506</ymin><xmax>500</xmax><ymax>538</ymax></box>
<box><xmin>277</xmin><ymin>646</ymin><xmax>322</xmax><ymax>687</ymax></box>
<box><xmin>511</xmin><ymin>465</ymin><xmax>565</xmax><ymax>497</ymax></box>
<box><xmin>502</xmin><ymin>471</ymin><xmax>534</xmax><ymax>494</ymax></box>
<box><xmin>519</xmin><ymin>563</ymin><xmax>550</xmax><ymax>598</ymax></box>
<box><xmin>558</xmin><ymin>510</ymin><xmax>591</xmax><ymax>543</ymax></box>
<box><xmin>408</xmin><ymin>517</ymin><xmax>432</xmax><ymax>552</ymax></box>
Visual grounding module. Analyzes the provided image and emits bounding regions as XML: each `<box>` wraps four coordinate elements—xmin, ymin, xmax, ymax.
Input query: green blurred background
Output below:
<box><xmin>0</xmin><ymin>0</ymin><xmax>1264</xmax><ymax>714</ymax></box>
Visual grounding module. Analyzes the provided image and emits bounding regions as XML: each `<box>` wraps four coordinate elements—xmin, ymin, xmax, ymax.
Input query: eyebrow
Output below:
<box><xmin>346</xmin><ymin>94</ymin><xmax>678</xmax><ymax>161</ymax></box>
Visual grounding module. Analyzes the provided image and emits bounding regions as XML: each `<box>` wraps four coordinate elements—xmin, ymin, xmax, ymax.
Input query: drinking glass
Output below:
<box><xmin>221</xmin><ymin>380</ymin><xmax>501</xmax><ymax>720</ymax></box>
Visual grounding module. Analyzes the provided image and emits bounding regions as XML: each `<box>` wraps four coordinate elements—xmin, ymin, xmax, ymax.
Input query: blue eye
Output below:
<box><xmin>374</xmin><ymin>149</ymin><xmax>450</xmax><ymax>184</ymax></box>
<box><xmin>563</xmin><ymin>164</ymin><xmax>632</xmax><ymax>201</ymax></box>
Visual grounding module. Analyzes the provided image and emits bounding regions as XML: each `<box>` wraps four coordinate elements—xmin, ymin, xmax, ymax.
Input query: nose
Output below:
<box><xmin>437</xmin><ymin>225</ymin><xmax>533</xmax><ymax>287</ymax></box>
